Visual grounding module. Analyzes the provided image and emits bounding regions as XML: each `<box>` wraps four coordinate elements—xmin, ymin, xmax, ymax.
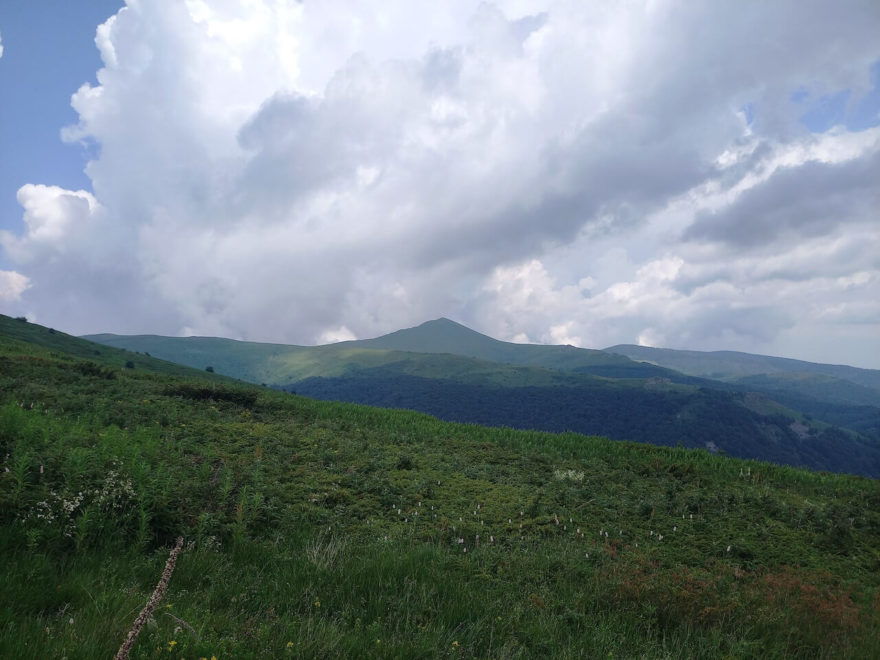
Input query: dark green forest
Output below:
<box><xmin>292</xmin><ymin>374</ymin><xmax>880</xmax><ymax>478</ymax></box>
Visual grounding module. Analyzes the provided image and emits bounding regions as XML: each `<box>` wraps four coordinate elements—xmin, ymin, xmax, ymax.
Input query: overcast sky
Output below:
<box><xmin>1</xmin><ymin>1</ymin><xmax>878</xmax><ymax>367</ymax></box>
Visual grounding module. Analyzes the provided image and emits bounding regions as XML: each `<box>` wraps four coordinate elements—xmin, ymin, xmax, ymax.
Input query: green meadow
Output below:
<box><xmin>2</xmin><ymin>316</ymin><xmax>879</xmax><ymax>658</ymax></box>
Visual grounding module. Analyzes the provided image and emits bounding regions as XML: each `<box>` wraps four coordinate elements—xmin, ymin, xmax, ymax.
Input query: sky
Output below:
<box><xmin>0</xmin><ymin>1</ymin><xmax>878</xmax><ymax>368</ymax></box>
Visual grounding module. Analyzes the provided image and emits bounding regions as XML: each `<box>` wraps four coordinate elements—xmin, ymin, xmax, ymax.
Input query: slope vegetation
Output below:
<box><xmin>608</xmin><ymin>344</ymin><xmax>880</xmax><ymax>438</ymax></box>
<box><xmin>2</xmin><ymin>316</ymin><xmax>879</xmax><ymax>658</ymax></box>
<box><xmin>87</xmin><ymin>320</ymin><xmax>880</xmax><ymax>476</ymax></box>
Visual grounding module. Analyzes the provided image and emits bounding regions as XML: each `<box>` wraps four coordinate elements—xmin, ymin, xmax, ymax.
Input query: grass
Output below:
<box><xmin>1</xmin><ymin>316</ymin><xmax>879</xmax><ymax>658</ymax></box>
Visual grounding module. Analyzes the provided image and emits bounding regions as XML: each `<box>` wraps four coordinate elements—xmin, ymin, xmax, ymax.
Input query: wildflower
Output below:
<box><xmin>673</xmin><ymin>526</ymin><xmax>677</xmax><ymax>532</ymax></box>
<box><xmin>314</xmin><ymin>599</ymin><xmax>321</xmax><ymax>608</ymax></box>
<box><xmin>287</xmin><ymin>641</ymin><xmax>294</xmax><ymax>648</ymax></box>
<box><xmin>452</xmin><ymin>640</ymin><xmax>460</xmax><ymax>648</ymax></box>
<box><xmin>167</xmin><ymin>640</ymin><xmax>177</xmax><ymax>652</ymax></box>
<box><xmin>726</xmin><ymin>545</ymin><xmax>731</xmax><ymax>552</ymax></box>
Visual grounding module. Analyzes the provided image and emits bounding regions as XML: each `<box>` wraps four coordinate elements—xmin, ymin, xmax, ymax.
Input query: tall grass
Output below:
<box><xmin>1</xmin><ymin>330</ymin><xmax>879</xmax><ymax>658</ymax></box>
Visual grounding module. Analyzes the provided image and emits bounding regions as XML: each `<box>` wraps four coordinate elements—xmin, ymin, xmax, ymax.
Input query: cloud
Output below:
<box><xmin>0</xmin><ymin>29</ymin><xmax>4</xmax><ymax>59</ymax></box>
<box><xmin>685</xmin><ymin>130</ymin><xmax>880</xmax><ymax>248</ymax></box>
<box><xmin>1</xmin><ymin>0</ymin><xmax>879</xmax><ymax>367</ymax></box>
<box><xmin>0</xmin><ymin>270</ymin><xmax>29</xmax><ymax>302</ymax></box>
<box><xmin>2</xmin><ymin>185</ymin><xmax>100</xmax><ymax>259</ymax></box>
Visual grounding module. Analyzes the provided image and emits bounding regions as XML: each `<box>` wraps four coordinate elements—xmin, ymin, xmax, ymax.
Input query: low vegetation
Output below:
<box><xmin>2</xmin><ymin>317</ymin><xmax>879</xmax><ymax>658</ymax></box>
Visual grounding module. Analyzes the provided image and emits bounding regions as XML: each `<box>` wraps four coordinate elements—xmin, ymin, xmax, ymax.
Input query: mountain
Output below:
<box><xmin>3</xmin><ymin>313</ymin><xmax>880</xmax><ymax>658</ymax></box>
<box><xmin>605</xmin><ymin>344</ymin><xmax>880</xmax><ymax>392</ymax></box>
<box><xmin>0</xmin><ymin>314</ymin><xmax>234</xmax><ymax>381</ymax></box>
<box><xmin>607</xmin><ymin>344</ymin><xmax>880</xmax><ymax>437</ymax></box>
<box><xmin>84</xmin><ymin>319</ymin><xmax>685</xmax><ymax>385</ymax></box>
<box><xmin>84</xmin><ymin>320</ymin><xmax>880</xmax><ymax>476</ymax></box>
<box><xmin>350</xmin><ymin>318</ymin><xmax>683</xmax><ymax>379</ymax></box>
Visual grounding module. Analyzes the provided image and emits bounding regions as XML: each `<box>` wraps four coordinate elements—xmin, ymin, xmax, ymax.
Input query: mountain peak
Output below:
<box><xmin>354</xmin><ymin>317</ymin><xmax>495</xmax><ymax>354</ymax></box>
<box><xmin>416</xmin><ymin>317</ymin><xmax>480</xmax><ymax>332</ymax></box>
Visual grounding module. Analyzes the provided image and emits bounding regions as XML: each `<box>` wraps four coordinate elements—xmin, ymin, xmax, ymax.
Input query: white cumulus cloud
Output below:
<box><xmin>0</xmin><ymin>270</ymin><xmax>30</xmax><ymax>302</ymax></box>
<box><xmin>1</xmin><ymin>0</ymin><xmax>879</xmax><ymax>366</ymax></box>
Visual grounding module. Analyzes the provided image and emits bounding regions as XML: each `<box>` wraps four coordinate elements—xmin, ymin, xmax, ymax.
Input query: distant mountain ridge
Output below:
<box><xmin>348</xmin><ymin>318</ymin><xmax>645</xmax><ymax>372</ymax></box>
<box><xmin>83</xmin><ymin>318</ymin><xmax>880</xmax><ymax>476</ymax></box>
<box><xmin>605</xmin><ymin>344</ymin><xmax>880</xmax><ymax>391</ymax></box>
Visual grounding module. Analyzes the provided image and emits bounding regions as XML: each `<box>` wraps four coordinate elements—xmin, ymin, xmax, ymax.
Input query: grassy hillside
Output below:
<box><xmin>1</xmin><ymin>316</ymin><xmax>234</xmax><ymax>381</ymax></box>
<box><xmin>3</xmin><ymin>316</ymin><xmax>880</xmax><ymax>658</ymax></box>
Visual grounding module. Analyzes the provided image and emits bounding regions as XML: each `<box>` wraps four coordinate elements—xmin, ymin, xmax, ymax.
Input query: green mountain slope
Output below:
<box><xmin>0</xmin><ymin>315</ymin><xmax>234</xmax><ymax>381</ymax></box>
<box><xmin>84</xmin><ymin>321</ymin><xmax>880</xmax><ymax>475</ymax></box>
<box><xmin>606</xmin><ymin>344</ymin><xmax>880</xmax><ymax>392</ymax></box>
<box><xmin>292</xmin><ymin>369</ymin><xmax>880</xmax><ymax>478</ymax></box>
<box><xmin>607</xmin><ymin>344</ymin><xmax>880</xmax><ymax>437</ymax></box>
<box><xmin>350</xmin><ymin>317</ymin><xmax>634</xmax><ymax>370</ymax></box>
<box><xmin>86</xmin><ymin>318</ymin><xmax>663</xmax><ymax>383</ymax></box>
<box><xmin>3</xmin><ymin>316</ymin><xmax>880</xmax><ymax>658</ymax></box>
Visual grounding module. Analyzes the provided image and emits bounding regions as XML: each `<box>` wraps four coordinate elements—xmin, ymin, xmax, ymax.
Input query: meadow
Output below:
<box><xmin>1</xmin><ymin>318</ymin><xmax>879</xmax><ymax>658</ymax></box>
